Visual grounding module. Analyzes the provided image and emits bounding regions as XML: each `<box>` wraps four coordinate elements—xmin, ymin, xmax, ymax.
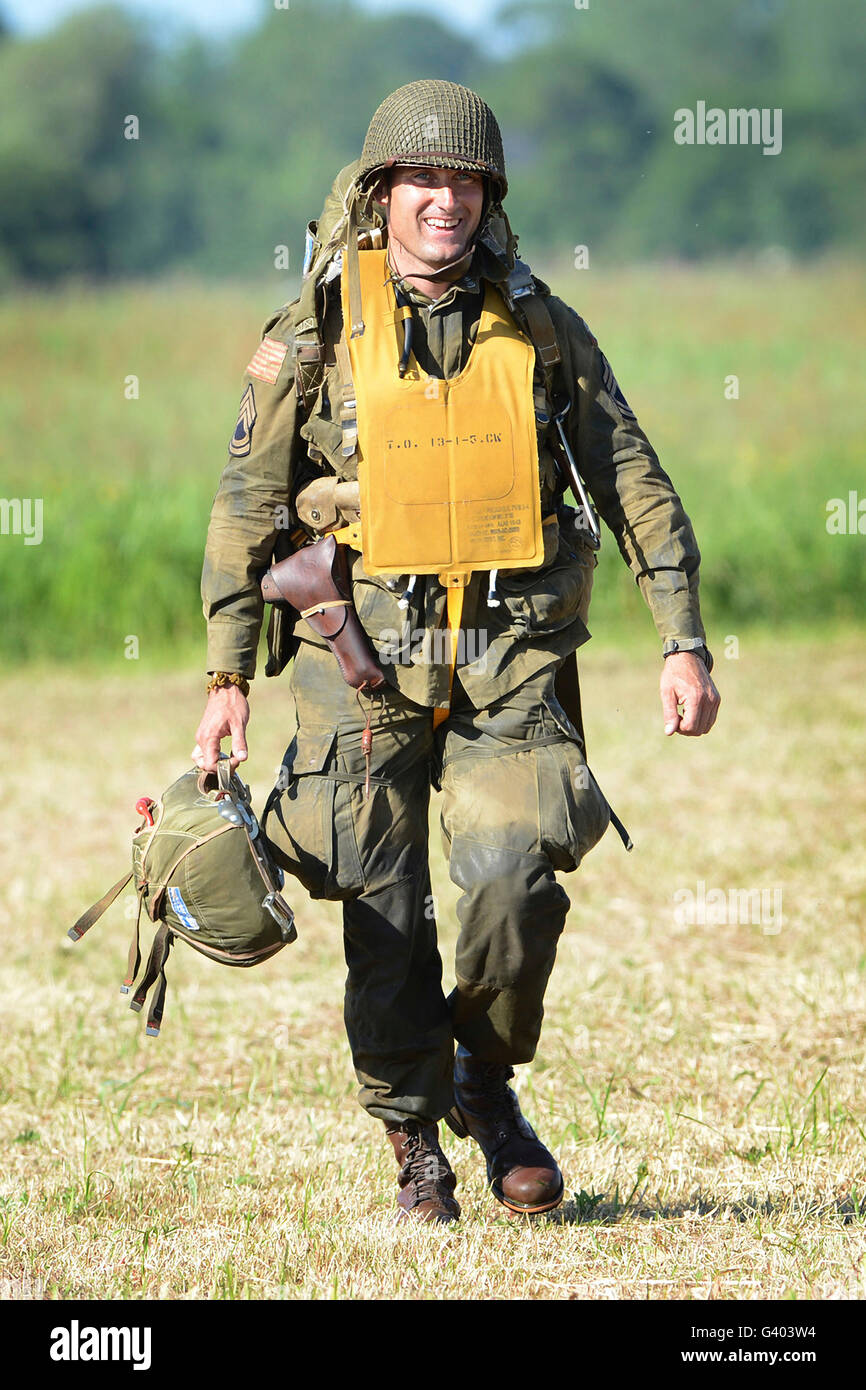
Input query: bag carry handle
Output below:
<box><xmin>196</xmin><ymin>754</ymin><xmax>245</xmax><ymax>801</ymax></box>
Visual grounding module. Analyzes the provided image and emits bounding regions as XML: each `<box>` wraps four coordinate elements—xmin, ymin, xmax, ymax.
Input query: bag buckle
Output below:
<box><xmin>262</xmin><ymin>892</ymin><xmax>296</xmax><ymax>942</ymax></box>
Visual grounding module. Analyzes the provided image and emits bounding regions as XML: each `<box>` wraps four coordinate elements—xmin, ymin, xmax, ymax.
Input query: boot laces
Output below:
<box><xmin>403</xmin><ymin>1125</ymin><xmax>451</xmax><ymax>1205</ymax></box>
<box><xmin>467</xmin><ymin>1064</ymin><xmax>521</xmax><ymax>1140</ymax></box>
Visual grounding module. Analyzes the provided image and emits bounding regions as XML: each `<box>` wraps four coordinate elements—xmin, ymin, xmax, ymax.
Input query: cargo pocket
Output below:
<box><xmin>264</xmin><ymin>725</ymin><xmax>364</xmax><ymax>900</ymax></box>
<box><xmin>497</xmin><ymin>541</ymin><xmax>592</xmax><ymax>641</ymax></box>
<box><xmin>536</xmin><ymin>739</ymin><xmax>610</xmax><ymax>873</ymax></box>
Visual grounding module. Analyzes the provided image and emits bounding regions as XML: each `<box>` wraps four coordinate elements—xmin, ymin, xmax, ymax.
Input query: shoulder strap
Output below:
<box><xmin>499</xmin><ymin>258</ymin><xmax>566</xmax><ymax>437</ymax></box>
<box><xmin>503</xmin><ymin>259</ymin><xmax>562</xmax><ymax>372</ymax></box>
<box><xmin>333</xmin><ymin>333</ymin><xmax>359</xmax><ymax>460</ymax></box>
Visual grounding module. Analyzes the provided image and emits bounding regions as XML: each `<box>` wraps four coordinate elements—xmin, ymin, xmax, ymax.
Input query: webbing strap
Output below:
<box><xmin>331</xmin><ymin>522</ymin><xmax>362</xmax><ymax>548</ymax></box>
<box><xmin>129</xmin><ymin>921</ymin><xmax>170</xmax><ymax>1017</ymax></box>
<box><xmin>432</xmin><ymin>574</ymin><xmax>469</xmax><ymax>729</ymax></box>
<box><xmin>145</xmin><ymin>931</ymin><xmax>173</xmax><ymax>1037</ymax></box>
<box><xmin>294</xmin><ymin>337</ymin><xmax>326</xmax><ymax>413</ymax></box>
<box><xmin>121</xmin><ymin>885</ymin><xmax>146</xmax><ymax>993</ymax></box>
<box><xmin>68</xmin><ymin>870</ymin><xmax>133</xmax><ymax>942</ymax></box>
<box><xmin>518</xmin><ymin>293</ymin><xmax>561</xmax><ymax>371</ymax></box>
<box><xmin>608</xmin><ymin>806</ymin><xmax>634</xmax><ymax>853</ymax></box>
<box><xmin>345</xmin><ymin>200</ymin><xmax>365</xmax><ymax>339</ymax></box>
<box><xmin>334</xmin><ymin>335</ymin><xmax>359</xmax><ymax>458</ymax></box>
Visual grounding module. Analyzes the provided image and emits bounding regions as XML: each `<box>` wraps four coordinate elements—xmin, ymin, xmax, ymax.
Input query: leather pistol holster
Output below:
<box><xmin>261</xmin><ymin>535</ymin><xmax>385</xmax><ymax>691</ymax></box>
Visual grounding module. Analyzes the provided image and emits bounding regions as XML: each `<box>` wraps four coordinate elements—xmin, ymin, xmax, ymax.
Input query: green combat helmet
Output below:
<box><xmin>291</xmin><ymin>80</ymin><xmax>519</xmax><ymax>404</ymax></box>
<box><xmin>356</xmin><ymin>78</ymin><xmax>508</xmax><ymax>200</ymax></box>
<box><xmin>343</xmin><ymin>79</ymin><xmax>512</xmax><ymax>337</ymax></box>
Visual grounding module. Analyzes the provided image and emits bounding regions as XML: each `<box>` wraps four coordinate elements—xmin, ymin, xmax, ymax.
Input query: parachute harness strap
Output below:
<box><xmin>432</xmin><ymin>570</ymin><xmax>470</xmax><ymax>730</ymax></box>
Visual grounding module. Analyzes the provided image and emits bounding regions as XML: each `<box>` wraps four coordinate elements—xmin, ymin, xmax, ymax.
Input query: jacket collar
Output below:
<box><xmin>392</xmin><ymin>242</ymin><xmax>508</xmax><ymax>310</ymax></box>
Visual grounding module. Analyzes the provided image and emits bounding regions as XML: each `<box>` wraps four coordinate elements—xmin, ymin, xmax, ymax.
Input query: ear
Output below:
<box><xmin>371</xmin><ymin>174</ymin><xmax>390</xmax><ymax>207</ymax></box>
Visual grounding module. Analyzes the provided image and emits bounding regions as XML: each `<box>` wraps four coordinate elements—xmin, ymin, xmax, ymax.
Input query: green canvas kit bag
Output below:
<box><xmin>68</xmin><ymin>759</ymin><xmax>296</xmax><ymax>1036</ymax></box>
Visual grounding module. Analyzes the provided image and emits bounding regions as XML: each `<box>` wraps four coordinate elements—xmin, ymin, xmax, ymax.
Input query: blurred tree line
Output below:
<box><xmin>0</xmin><ymin>0</ymin><xmax>863</xmax><ymax>284</ymax></box>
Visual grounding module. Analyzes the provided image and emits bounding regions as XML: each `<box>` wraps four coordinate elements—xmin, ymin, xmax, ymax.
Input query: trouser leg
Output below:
<box><xmin>343</xmin><ymin>864</ymin><xmax>454</xmax><ymax>1126</ymax></box>
<box><xmin>438</xmin><ymin>667</ymin><xmax>610</xmax><ymax>1066</ymax></box>
<box><xmin>265</xmin><ymin>640</ymin><xmax>453</xmax><ymax>1124</ymax></box>
<box><xmin>447</xmin><ymin>844</ymin><xmax>570</xmax><ymax>1065</ymax></box>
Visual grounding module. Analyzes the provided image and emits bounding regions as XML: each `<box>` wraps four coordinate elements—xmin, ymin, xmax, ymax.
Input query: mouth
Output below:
<box><xmin>422</xmin><ymin>216</ymin><xmax>463</xmax><ymax>236</ymax></box>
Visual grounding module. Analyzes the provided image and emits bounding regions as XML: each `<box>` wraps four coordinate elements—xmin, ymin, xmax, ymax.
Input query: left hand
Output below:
<box><xmin>660</xmin><ymin>652</ymin><xmax>720</xmax><ymax>737</ymax></box>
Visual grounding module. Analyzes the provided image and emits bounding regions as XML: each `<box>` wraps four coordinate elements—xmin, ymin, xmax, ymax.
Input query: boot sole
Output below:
<box><xmin>491</xmin><ymin>1176</ymin><xmax>565</xmax><ymax>1216</ymax></box>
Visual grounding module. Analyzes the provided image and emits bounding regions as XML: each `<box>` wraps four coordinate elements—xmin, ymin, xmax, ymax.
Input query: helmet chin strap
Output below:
<box><xmin>386</xmin><ymin>242</ymin><xmax>474</xmax><ymax>285</ymax></box>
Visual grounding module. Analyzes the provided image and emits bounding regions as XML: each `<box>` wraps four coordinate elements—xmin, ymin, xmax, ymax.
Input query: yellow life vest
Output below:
<box><xmin>339</xmin><ymin>248</ymin><xmax>544</xmax><ymax>582</ymax></box>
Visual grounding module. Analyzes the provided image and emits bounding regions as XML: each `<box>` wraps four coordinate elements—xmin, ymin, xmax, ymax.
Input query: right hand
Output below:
<box><xmin>192</xmin><ymin>686</ymin><xmax>250</xmax><ymax>773</ymax></box>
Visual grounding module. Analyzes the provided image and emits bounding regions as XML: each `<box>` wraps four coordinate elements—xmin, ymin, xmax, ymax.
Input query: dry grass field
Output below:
<box><xmin>2</xmin><ymin>630</ymin><xmax>864</xmax><ymax>1300</ymax></box>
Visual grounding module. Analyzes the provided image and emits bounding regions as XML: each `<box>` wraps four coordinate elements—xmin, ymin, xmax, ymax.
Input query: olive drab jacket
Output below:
<box><xmin>201</xmin><ymin>242</ymin><xmax>708</xmax><ymax>711</ymax></box>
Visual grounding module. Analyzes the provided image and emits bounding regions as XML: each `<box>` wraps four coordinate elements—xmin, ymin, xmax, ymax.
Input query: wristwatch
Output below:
<box><xmin>662</xmin><ymin>640</ymin><xmax>714</xmax><ymax>674</ymax></box>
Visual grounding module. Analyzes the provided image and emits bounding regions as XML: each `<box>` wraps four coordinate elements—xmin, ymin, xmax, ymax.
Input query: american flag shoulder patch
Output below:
<box><xmin>246</xmin><ymin>335</ymin><xmax>289</xmax><ymax>384</ymax></box>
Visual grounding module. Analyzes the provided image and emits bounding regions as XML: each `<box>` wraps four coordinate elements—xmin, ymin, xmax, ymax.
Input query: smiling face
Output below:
<box><xmin>376</xmin><ymin>165</ymin><xmax>486</xmax><ymax>290</ymax></box>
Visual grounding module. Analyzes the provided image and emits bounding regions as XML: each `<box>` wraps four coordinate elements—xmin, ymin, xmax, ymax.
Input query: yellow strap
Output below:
<box><xmin>331</xmin><ymin>522</ymin><xmax>363</xmax><ymax>547</ymax></box>
<box><xmin>432</xmin><ymin>571</ymin><xmax>469</xmax><ymax>729</ymax></box>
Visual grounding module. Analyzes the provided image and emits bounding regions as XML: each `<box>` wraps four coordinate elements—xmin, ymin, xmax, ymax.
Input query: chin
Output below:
<box><xmin>421</xmin><ymin>240</ymin><xmax>470</xmax><ymax>266</ymax></box>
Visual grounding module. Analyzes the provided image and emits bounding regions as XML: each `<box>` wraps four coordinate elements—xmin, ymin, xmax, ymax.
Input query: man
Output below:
<box><xmin>194</xmin><ymin>80</ymin><xmax>719</xmax><ymax>1224</ymax></box>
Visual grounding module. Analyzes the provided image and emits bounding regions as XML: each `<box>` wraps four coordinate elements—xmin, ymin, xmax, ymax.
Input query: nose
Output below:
<box><xmin>432</xmin><ymin>182</ymin><xmax>460</xmax><ymax>211</ymax></box>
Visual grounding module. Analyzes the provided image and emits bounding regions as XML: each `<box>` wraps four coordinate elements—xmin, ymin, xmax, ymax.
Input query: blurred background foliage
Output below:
<box><xmin>0</xmin><ymin>0</ymin><xmax>862</xmax><ymax>664</ymax></box>
<box><xmin>0</xmin><ymin>0</ymin><xmax>864</xmax><ymax>284</ymax></box>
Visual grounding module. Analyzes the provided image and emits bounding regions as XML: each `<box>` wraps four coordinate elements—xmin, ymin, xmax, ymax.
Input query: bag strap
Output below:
<box><xmin>128</xmin><ymin>920</ymin><xmax>173</xmax><ymax>1037</ymax></box>
<box><xmin>68</xmin><ymin>870</ymin><xmax>133</xmax><ymax>942</ymax></box>
<box><xmin>145</xmin><ymin>929</ymin><xmax>173</xmax><ymax>1038</ymax></box>
<box><xmin>120</xmin><ymin>883</ymin><xmax>146</xmax><ymax>993</ymax></box>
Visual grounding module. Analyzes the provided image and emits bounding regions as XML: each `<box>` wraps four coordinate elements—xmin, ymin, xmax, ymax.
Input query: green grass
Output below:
<box><xmin>0</xmin><ymin>260</ymin><xmax>863</xmax><ymax>664</ymax></box>
<box><xmin>1</xmin><ymin>636</ymin><xmax>865</xmax><ymax>1298</ymax></box>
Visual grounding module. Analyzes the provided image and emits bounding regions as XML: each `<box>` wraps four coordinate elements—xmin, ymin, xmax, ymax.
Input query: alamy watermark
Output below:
<box><xmin>826</xmin><ymin>491</ymin><xmax>865</xmax><ymax>535</ymax></box>
<box><xmin>674</xmin><ymin>879</ymin><xmax>783</xmax><ymax>934</ymax></box>
<box><xmin>0</xmin><ymin>1274</ymin><xmax>45</xmax><ymax>1299</ymax></box>
<box><xmin>378</xmin><ymin>623</ymin><xmax>489</xmax><ymax>669</ymax></box>
<box><xmin>674</xmin><ymin>102</ymin><xmax>782</xmax><ymax>156</ymax></box>
<box><xmin>50</xmin><ymin>1320</ymin><xmax>151</xmax><ymax>1370</ymax></box>
<box><xmin>0</xmin><ymin>497</ymin><xmax>42</xmax><ymax>545</ymax></box>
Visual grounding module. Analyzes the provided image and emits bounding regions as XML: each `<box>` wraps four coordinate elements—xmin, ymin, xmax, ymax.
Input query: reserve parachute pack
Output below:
<box><xmin>67</xmin><ymin>760</ymin><xmax>296</xmax><ymax>1037</ymax></box>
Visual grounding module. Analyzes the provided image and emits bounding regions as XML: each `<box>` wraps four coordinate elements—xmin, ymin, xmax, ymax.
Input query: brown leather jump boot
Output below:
<box><xmin>385</xmin><ymin>1120</ymin><xmax>461</xmax><ymax>1224</ymax></box>
<box><xmin>446</xmin><ymin>1048</ymin><xmax>564</xmax><ymax>1214</ymax></box>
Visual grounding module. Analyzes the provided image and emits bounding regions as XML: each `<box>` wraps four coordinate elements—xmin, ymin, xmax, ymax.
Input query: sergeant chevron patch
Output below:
<box><xmin>246</xmin><ymin>335</ymin><xmax>289</xmax><ymax>384</ymax></box>
<box><xmin>229</xmin><ymin>383</ymin><xmax>257</xmax><ymax>457</ymax></box>
<box><xmin>599</xmin><ymin>351</ymin><xmax>637</xmax><ymax>422</ymax></box>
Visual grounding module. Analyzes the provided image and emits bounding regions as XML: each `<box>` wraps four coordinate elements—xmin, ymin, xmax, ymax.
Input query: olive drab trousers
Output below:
<box><xmin>264</xmin><ymin>638</ymin><xmax>610</xmax><ymax>1126</ymax></box>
